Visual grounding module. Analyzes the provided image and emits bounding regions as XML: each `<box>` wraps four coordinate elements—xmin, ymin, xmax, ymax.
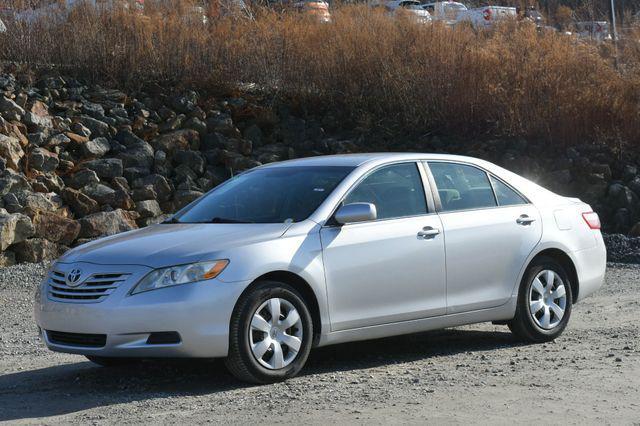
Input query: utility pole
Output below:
<box><xmin>609</xmin><ymin>0</ymin><xmax>618</xmax><ymax>42</ymax></box>
<box><xmin>610</xmin><ymin>0</ymin><xmax>619</xmax><ymax>69</ymax></box>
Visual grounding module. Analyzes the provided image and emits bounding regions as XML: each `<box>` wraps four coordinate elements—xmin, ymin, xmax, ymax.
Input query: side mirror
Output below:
<box><xmin>334</xmin><ymin>203</ymin><xmax>377</xmax><ymax>225</ymax></box>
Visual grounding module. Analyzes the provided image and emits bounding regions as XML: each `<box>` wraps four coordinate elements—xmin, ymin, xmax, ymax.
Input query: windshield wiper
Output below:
<box><xmin>208</xmin><ymin>217</ymin><xmax>253</xmax><ymax>224</ymax></box>
<box><xmin>162</xmin><ymin>216</ymin><xmax>181</xmax><ymax>224</ymax></box>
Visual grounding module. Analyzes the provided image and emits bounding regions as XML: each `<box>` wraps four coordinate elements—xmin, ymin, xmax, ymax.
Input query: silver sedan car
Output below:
<box><xmin>35</xmin><ymin>153</ymin><xmax>606</xmax><ymax>383</ymax></box>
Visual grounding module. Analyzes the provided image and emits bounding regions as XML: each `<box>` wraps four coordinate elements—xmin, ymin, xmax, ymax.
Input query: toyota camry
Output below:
<box><xmin>34</xmin><ymin>153</ymin><xmax>606</xmax><ymax>383</ymax></box>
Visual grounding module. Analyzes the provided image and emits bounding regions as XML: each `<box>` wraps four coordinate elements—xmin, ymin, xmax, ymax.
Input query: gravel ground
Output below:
<box><xmin>0</xmin><ymin>263</ymin><xmax>638</xmax><ymax>425</ymax></box>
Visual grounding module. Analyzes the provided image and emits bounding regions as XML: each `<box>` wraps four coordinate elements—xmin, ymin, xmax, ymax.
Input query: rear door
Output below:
<box><xmin>426</xmin><ymin>161</ymin><xmax>542</xmax><ymax>314</ymax></box>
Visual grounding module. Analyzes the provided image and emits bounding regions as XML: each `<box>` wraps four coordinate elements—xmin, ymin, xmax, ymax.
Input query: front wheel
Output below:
<box><xmin>224</xmin><ymin>281</ymin><xmax>313</xmax><ymax>384</ymax></box>
<box><xmin>508</xmin><ymin>256</ymin><xmax>573</xmax><ymax>343</ymax></box>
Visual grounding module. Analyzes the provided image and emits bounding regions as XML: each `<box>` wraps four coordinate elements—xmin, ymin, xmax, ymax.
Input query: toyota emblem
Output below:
<box><xmin>66</xmin><ymin>269</ymin><xmax>83</xmax><ymax>287</ymax></box>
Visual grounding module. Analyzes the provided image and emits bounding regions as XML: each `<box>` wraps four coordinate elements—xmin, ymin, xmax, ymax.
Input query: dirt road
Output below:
<box><xmin>1</xmin><ymin>263</ymin><xmax>638</xmax><ymax>424</ymax></box>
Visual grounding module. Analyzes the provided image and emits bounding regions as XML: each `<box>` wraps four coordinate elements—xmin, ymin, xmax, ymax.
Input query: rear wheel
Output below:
<box><xmin>508</xmin><ymin>256</ymin><xmax>573</xmax><ymax>343</ymax></box>
<box><xmin>85</xmin><ymin>356</ymin><xmax>141</xmax><ymax>367</ymax></box>
<box><xmin>224</xmin><ymin>281</ymin><xmax>313</xmax><ymax>384</ymax></box>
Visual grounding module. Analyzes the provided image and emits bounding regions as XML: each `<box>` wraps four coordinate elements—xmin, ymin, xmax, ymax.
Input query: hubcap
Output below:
<box><xmin>249</xmin><ymin>298</ymin><xmax>303</xmax><ymax>370</ymax></box>
<box><xmin>528</xmin><ymin>270</ymin><xmax>567</xmax><ymax>330</ymax></box>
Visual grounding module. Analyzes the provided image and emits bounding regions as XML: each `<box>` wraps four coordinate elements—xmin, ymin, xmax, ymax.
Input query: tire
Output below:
<box><xmin>85</xmin><ymin>356</ymin><xmax>141</xmax><ymax>367</ymax></box>
<box><xmin>508</xmin><ymin>256</ymin><xmax>573</xmax><ymax>343</ymax></box>
<box><xmin>224</xmin><ymin>281</ymin><xmax>313</xmax><ymax>384</ymax></box>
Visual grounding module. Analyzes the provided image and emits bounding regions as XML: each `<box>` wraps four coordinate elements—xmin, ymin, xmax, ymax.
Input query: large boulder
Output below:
<box><xmin>133</xmin><ymin>174</ymin><xmax>173</xmax><ymax>203</ymax></box>
<box><xmin>0</xmin><ymin>134</ymin><xmax>25</xmax><ymax>170</ymax></box>
<box><xmin>151</xmin><ymin>129</ymin><xmax>199</xmax><ymax>154</ymax></box>
<box><xmin>135</xmin><ymin>200</ymin><xmax>162</xmax><ymax>219</ymax></box>
<box><xmin>28</xmin><ymin>148</ymin><xmax>59</xmax><ymax>172</ymax></box>
<box><xmin>61</xmin><ymin>188</ymin><xmax>99</xmax><ymax>217</ymax></box>
<box><xmin>78</xmin><ymin>209</ymin><xmax>139</xmax><ymax>238</ymax></box>
<box><xmin>65</xmin><ymin>169</ymin><xmax>100</xmax><ymax>189</ymax></box>
<box><xmin>32</xmin><ymin>210</ymin><xmax>80</xmax><ymax>246</ymax></box>
<box><xmin>0</xmin><ymin>96</ymin><xmax>26</xmax><ymax>117</ymax></box>
<box><xmin>83</xmin><ymin>158</ymin><xmax>123</xmax><ymax>179</ymax></box>
<box><xmin>0</xmin><ymin>169</ymin><xmax>32</xmax><ymax>196</ymax></box>
<box><xmin>81</xmin><ymin>183</ymin><xmax>116</xmax><ymax>206</ymax></box>
<box><xmin>0</xmin><ymin>213</ymin><xmax>35</xmax><ymax>251</ymax></box>
<box><xmin>76</xmin><ymin>115</ymin><xmax>111</xmax><ymax>137</ymax></box>
<box><xmin>13</xmin><ymin>238</ymin><xmax>62</xmax><ymax>263</ymax></box>
<box><xmin>24</xmin><ymin>101</ymin><xmax>53</xmax><ymax>131</ymax></box>
<box><xmin>0</xmin><ymin>251</ymin><xmax>16</xmax><ymax>267</ymax></box>
<box><xmin>80</xmin><ymin>137</ymin><xmax>111</xmax><ymax>158</ymax></box>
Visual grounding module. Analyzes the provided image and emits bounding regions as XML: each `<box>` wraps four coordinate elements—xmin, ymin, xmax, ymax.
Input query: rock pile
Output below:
<box><xmin>1</xmin><ymin>69</ymin><xmax>640</xmax><ymax>265</ymax></box>
<box><xmin>0</xmin><ymin>71</ymin><xmax>359</xmax><ymax>265</ymax></box>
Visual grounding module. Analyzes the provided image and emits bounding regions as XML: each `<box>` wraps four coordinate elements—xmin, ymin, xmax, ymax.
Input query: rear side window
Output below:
<box><xmin>428</xmin><ymin>162</ymin><xmax>497</xmax><ymax>212</ymax></box>
<box><xmin>490</xmin><ymin>175</ymin><xmax>527</xmax><ymax>206</ymax></box>
<box><xmin>343</xmin><ymin>163</ymin><xmax>427</xmax><ymax>220</ymax></box>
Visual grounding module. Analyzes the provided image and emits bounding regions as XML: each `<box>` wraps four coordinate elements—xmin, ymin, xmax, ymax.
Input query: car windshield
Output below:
<box><xmin>172</xmin><ymin>166</ymin><xmax>354</xmax><ymax>224</ymax></box>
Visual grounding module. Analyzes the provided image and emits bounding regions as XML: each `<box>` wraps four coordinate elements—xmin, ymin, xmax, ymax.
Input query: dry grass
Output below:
<box><xmin>1</xmin><ymin>1</ymin><xmax>639</xmax><ymax>147</ymax></box>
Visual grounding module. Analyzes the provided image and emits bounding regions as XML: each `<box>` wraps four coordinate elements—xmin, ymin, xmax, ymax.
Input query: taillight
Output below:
<box><xmin>483</xmin><ymin>8</ymin><xmax>492</xmax><ymax>20</ymax></box>
<box><xmin>582</xmin><ymin>212</ymin><xmax>601</xmax><ymax>230</ymax></box>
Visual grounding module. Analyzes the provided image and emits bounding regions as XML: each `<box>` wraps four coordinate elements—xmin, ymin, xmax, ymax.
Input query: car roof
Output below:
<box><xmin>259</xmin><ymin>153</ymin><xmax>485</xmax><ymax>168</ymax></box>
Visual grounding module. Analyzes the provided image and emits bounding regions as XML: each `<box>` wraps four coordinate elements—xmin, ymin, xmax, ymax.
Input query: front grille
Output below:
<box><xmin>48</xmin><ymin>270</ymin><xmax>130</xmax><ymax>303</ymax></box>
<box><xmin>47</xmin><ymin>330</ymin><xmax>107</xmax><ymax>348</ymax></box>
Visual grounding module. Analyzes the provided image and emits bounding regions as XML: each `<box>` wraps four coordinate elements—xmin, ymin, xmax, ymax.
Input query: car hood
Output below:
<box><xmin>59</xmin><ymin>223</ymin><xmax>291</xmax><ymax>269</ymax></box>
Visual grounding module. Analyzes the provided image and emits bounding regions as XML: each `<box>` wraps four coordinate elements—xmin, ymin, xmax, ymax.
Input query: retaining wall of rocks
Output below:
<box><xmin>1</xmin><ymin>70</ymin><xmax>640</xmax><ymax>265</ymax></box>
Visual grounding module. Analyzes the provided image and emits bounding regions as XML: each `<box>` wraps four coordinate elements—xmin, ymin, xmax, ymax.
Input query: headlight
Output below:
<box><xmin>130</xmin><ymin>260</ymin><xmax>229</xmax><ymax>295</ymax></box>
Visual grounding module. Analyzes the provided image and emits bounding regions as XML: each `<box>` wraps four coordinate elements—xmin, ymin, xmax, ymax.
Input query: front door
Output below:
<box><xmin>320</xmin><ymin>162</ymin><xmax>447</xmax><ymax>331</ymax></box>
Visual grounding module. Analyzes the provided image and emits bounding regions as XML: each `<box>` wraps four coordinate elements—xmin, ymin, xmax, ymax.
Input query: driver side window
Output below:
<box><xmin>343</xmin><ymin>163</ymin><xmax>428</xmax><ymax>220</ymax></box>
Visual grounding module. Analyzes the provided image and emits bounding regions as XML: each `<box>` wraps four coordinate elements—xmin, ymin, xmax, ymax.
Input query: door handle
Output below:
<box><xmin>417</xmin><ymin>226</ymin><xmax>440</xmax><ymax>239</ymax></box>
<box><xmin>516</xmin><ymin>215</ymin><xmax>536</xmax><ymax>226</ymax></box>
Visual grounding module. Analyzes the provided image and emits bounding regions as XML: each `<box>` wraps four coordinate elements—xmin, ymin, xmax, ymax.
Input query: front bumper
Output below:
<box><xmin>34</xmin><ymin>262</ymin><xmax>250</xmax><ymax>358</ymax></box>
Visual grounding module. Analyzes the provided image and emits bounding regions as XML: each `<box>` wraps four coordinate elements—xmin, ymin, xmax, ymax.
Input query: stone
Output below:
<box><xmin>136</xmin><ymin>200</ymin><xmax>162</xmax><ymax>218</ymax></box>
<box><xmin>13</xmin><ymin>238</ymin><xmax>61</xmax><ymax>263</ymax></box>
<box><xmin>24</xmin><ymin>101</ymin><xmax>53</xmax><ymax>131</ymax></box>
<box><xmin>123</xmin><ymin>167</ymin><xmax>151</xmax><ymax>183</ymax></box>
<box><xmin>47</xmin><ymin>133</ymin><xmax>71</xmax><ymax>147</ymax></box>
<box><xmin>607</xmin><ymin>183</ymin><xmax>639</xmax><ymax>211</ymax></box>
<box><xmin>28</xmin><ymin>148</ymin><xmax>59</xmax><ymax>172</ymax></box>
<box><xmin>3</xmin><ymin>193</ymin><xmax>22</xmax><ymax>213</ymax></box>
<box><xmin>134</xmin><ymin>174</ymin><xmax>172</xmax><ymax>202</ymax></box>
<box><xmin>0</xmin><ymin>134</ymin><xmax>25</xmax><ymax>170</ymax></box>
<box><xmin>151</xmin><ymin>129</ymin><xmax>199</xmax><ymax>153</ymax></box>
<box><xmin>36</xmin><ymin>174</ymin><xmax>64</xmax><ymax>193</ymax></box>
<box><xmin>139</xmin><ymin>214</ymin><xmax>171</xmax><ymax>227</ymax></box>
<box><xmin>0</xmin><ymin>96</ymin><xmax>26</xmax><ymax>117</ymax></box>
<box><xmin>32</xmin><ymin>210</ymin><xmax>80</xmax><ymax>245</ymax></box>
<box><xmin>173</xmin><ymin>190</ymin><xmax>203</xmax><ymax>209</ymax></box>
<box><xmin>184</xmin><ymin>117</ymin><xmax>207</xmax><ymax>135</ymax></box>
<box><xmin>78</xmin><ymin>209</ymin><xmax>139</xmax><ymax>238</ymax></box>
<box><xmin>84</xmin><ymin>158</ymin><xmax>123</xmax><ymax>179</ymax></box>
<box><xmin>65</xmin><ymin>169</ymin><xmax>100</xmax><ymax>189</ymax></box>
<box><xmin>173</xmin><ymin>150</ymin><xmax>205</xmax><ymax>175</ymax></box>
<box><xmin>76</xmin><ymin>115</ymin><xmax>111</xmax><ymax>137</ymax></box>
<box><xmin>0</xmin><ymin>169</ymin><xmax>33</xmax><ymax>196</ymax></box>
<box><xmin>0</xmin><ymin>251</ymin><xmax>16</xmax><ymax>267</ymax></box>
<box><xmin>118</xmin><ymin>139</ymin><xmax>154</xmax><ymax>169</ymax></box>
<box><xmin>243</xmin><ymin>124</ymin><xmax>263</xmax><ymax>147</ymax></box>
<box><xmin>206</xmin><ymin>113</ymin><xmax>236</xmax><ymax>136</ymax></box>
<box><xmin>132</xmin><ymin>185</ymin><xmax>157</xmax><ymax>202</ymax></box>
<box><xmin>170</xmin><ymin>91</ymin><xmax>198</xmax><ymax>114</ymax></box>
<box><xmin>80</xmin><ymin>137</ymin><xmax>111</xmax><ymax>158</ymax></box>
<box><xmin>81</xmin><ymin>101</ymin><xmax>105</xmax><ymax>119</ymax></box>
<box><xmin>62</xmin><ymin>188</ymin><xmax>99</xmax><ymax>217</ymax></box>
<box><xmin>18</xmin><ymin>191</ymin><xmax>63</xmax><ymax>212</ymax></box>
<box><xmin>81</xmin><ymin>183</ymin><xmax>116</xmax><ymax>206</ymax></box>
<box><xmin>112</xmin><ymin>190</ymin><xmax>135</xmax><ymax>210</ymax></box>
<box><xmin>0</xmin><ymin>213</ymin><xmax>35</xmax><ymax>250</ymax></box>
